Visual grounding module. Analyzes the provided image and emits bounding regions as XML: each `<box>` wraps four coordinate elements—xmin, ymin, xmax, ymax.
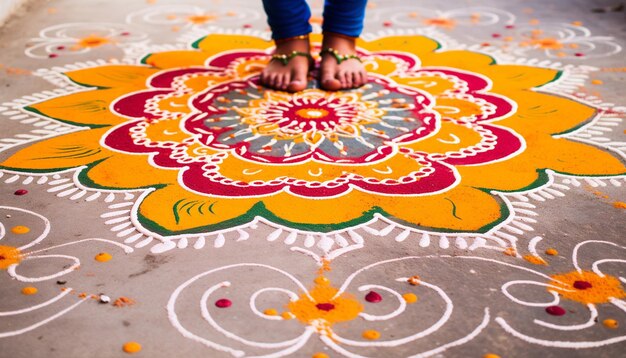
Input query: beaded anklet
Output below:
<box><xmin>319</xmin><ymin>48</ymin><xmax>362</xmax><ymax>64</ymax></box>
<box><xmin>271</xmin><ymin>51</ymin><xmax>313</xmax><ymax>66</ymax></box>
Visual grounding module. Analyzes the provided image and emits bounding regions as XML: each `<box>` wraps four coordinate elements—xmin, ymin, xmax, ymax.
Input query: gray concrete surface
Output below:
<box><xmin>0</xmin><ymin>0</ymin><xmax>625</xmax><ymax>357</ymax></box>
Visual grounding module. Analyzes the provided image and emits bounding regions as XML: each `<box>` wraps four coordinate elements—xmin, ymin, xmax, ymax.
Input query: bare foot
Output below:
<box><xmin>260</xmin><ymin>37</ymin><xmax>310</xmax><ymax>92</ymax></box>
<box><xmin>320</xmin><ymin>33</ymin><xmax>367</xmax><ymax>91</ymax></box>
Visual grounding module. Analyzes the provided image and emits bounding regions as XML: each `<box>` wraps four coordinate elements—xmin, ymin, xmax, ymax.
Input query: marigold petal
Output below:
<box><xmin>0</xmin><ymin>128</ymin><xmax>111</xmax><ymax>172</ymax></box>
<box><xmin>64</xmin><ymin>65</ymin><xmax>158</xmax><ymax>88</ymax></box>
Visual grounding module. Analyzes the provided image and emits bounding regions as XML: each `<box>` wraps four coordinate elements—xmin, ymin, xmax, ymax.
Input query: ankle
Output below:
<box><xmin>322</xmin><ymin>32</ymin><xmax>357</xmax><ymax>52</ymax></box>
<box><xmin>274</xmin><ymin>36</ymin><xmax>310</xmax><ymax>54</ymax></box>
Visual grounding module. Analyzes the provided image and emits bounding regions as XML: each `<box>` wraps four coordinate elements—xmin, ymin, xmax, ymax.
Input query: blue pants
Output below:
<box><xmin>262</xmin><ymin>0</ymin><xmax>367</xmax><ymax>40</ymax></box>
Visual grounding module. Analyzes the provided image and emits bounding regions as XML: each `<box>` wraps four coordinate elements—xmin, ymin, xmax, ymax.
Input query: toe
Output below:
<box><xmin>288</xmin><ymin>67</ymin><xmax>307</xmax><ymax>92</ymax></box>
<box><xmin>337</xmin><ymin>70</ymin><xmax>349</xmax><ymax>89</ymax></box>
<box><xmin>321</xmin><ymin>61</ymin><xmax>341</xmax><ymax>91</ymax></box>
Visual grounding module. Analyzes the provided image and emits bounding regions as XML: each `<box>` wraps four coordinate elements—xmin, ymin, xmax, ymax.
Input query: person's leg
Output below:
<box><xmin>320</xmin><ymin>0</ymin><xmax>368</xmax><ymax>90</ymax></box>
<box><xmin>260</xmin><ymin>0</ymin><xmax>312</xmax><ymax>92</ymax></box>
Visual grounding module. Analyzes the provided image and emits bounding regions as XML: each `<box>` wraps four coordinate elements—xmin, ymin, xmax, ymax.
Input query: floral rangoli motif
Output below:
<box><xmin>2</xmin><ymin>33</ymin><xmax>624</xmax><ymax>236</ymax></box>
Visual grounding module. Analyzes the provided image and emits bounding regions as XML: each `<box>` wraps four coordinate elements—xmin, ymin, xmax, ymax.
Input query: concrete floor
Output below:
<box><xmin>0</xmin><ymin>0</ymin><xmax>625</xmax><ymax>357</ymax></box>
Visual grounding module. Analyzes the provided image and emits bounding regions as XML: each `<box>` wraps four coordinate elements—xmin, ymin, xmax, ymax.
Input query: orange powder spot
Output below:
<box><xmin>591</xmin><ymin>79</ymin><xmax>603</xmax><ymax>85</ymax></box>
<box><xmin>264</xmin><ymin>308</ymin><xmax>278</xmax><ymax>316</ymax></box>
<box><xmin>77</xmin><ymin>35</ymin><xmax>111</xmax><ymax>49</ymax></box>
<box><xmin>0</xmin><ymin>245</ymin><xmax>22</xmax><ymax>269</ymax></box>
<box><xmin>549</xmin><ymin>271</ymin><xmax>626</xmax><ymax>304</ymax></box>
<box><xmin>281</xmin><ymin>312</ymin><xmax>295</xmax><ymax>320</ymax></box>
<box><xmin>312</xmin><ymin>353</ymin><xmax>329</xmax><ymax>358</ymax></box>
<box><xmin>226</xmin><ymin>11</ymin><xmax>237</xmax><ymax>17</ymax></box>
<box><xmin>95</xmin><ymin>252</ymin><xmax>112</xmax><ymax>262</ymax></box>
<box><xmin>613</xmin><ymin>202</ymin><xmax>626</xmax><ymax>209</ymax></box>
<box><xmin>22</xmin><ymin>286</ymin><xmax>38</xmax><ymax>295</ymax></box>
<box><xmin>407</xmin><ymin>275</ymin><xmax>421</xmax><ymax>286</ymax></box>
<box><xmin>530</xmin><ymin>38</ymin><xmax>563</xmax><ymax>50</ymax></box>
<box><xmin>423</xmin><ymin>18</ymin><xmax>456</xmax><ymax>29</ymax></box>
<box><xmin>318</xmin><ymin>258</ymin><xmax>332</xmax><ymax>275</ymax></box>
<box><xmin>545</xmin><ymin>248</ymin><xmax>558</xmax><ymax>256</ymax></box>
<box><xmin>11</xmin><ymin>226</ymin><xmax>30</xmax><ymax>235</ymax></box>
<box><xmin>529</xmin><ymin>19</ymin><xmax>540</xmax><ymax>25</ymax></box>
<box><xmin>524</xmin><ymin>254</ymin><xmax>547</xmax><ymax>265</ymax></box>
<box><xmin>603</xmin><ymin>319</ymin><xmax>618</xmax><ymax>329</ymax></box>
<box><xmin>403</xmin><ymin>293</ymin><xmax>418</xmax><ymax>303</ymax></box>
<box><xmin>187</xmin><ymin>14</ymin><xmax>217</xmax><ymax>24</ymax></box>
<box><xmin>171</xmin><ymin>26</ymin><xmax>181</xmax><ymax>32</ymax></box>
<box><xmin>166</xmin><ymin>14</ymin><xmax>177</xmax><ymax>20</ymax></box>
<box><xmin>409</xmin><ymin>12</ymin><xmax>419</xmax><ymax>18</ymax></box>
<box><xmin>483</xmin><ymin>354</ymin><xmax>501</xmax><ymax>358</ymax></box>
<box><xmin>362</xmin><ymin>330</ymin><xmax>381</xmax><ymax>340</ymax></box>
<box><xmin>123</xmin><ymin>341</ymin><xmax>142</xmax><ymax>354</ymax></box>
<box><xmin>503</xmin><ymin>247</ymin><xmax>517</xmax><ymax>257</ymax></box>
<box><xmin>288</xmin><ymin>276</ymin><xmax>363</xmax><ymax>331</ymax></box>
<box><xmin>569</xmin><ymin>43</ymin><xmax>579</xmax><ymax>49</ymax></box>
<box><xmin>572</xmin><ymin>21</ymin><xmax>583</xmax><ymax>26</ymax></box>
<box><xmin>47</xmin><ymin>8</ymin><xmax>58</xmax><ymax>14</ymax></box>
<box><xmin>113</xmin><ymin>297</ymin><xmax>135</xmax><ymax>307</ymax></box>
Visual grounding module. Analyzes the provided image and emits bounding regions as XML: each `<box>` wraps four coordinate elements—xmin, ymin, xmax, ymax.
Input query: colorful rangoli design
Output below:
<box><xmin>2</xmin><ymin>34</ymin><xmax>623</xmax><ymax>240</ymax></box>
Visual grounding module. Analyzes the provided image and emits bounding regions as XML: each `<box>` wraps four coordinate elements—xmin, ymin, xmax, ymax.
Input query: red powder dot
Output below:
<box><xmin>574</xmin><ymin>53</ymin><xmax>585</xmax><ymax>57</ymax></box>
<box><xmin>243</xmin><ymin>24</ymin><xmax>252</xmax><ymax>28</ymax></box>
<box><xmin>14</xmin><ymin>189</ymin><xmax>28</xmax><ymax>196</ymax></box>
<box><xmin>573</xmin><ymin>280</ymin><xmax>592</xmax><ymax>290</ymax></box>
<box><xmin>120</xmin><ymin>32</ymin><xmax>131</xmax><ymax>36</ymax></box>
<box><xmin>316</xmin><ymin>303</ymin><xmax>335</xmax><ymax>311</ymax></box>
<box><xmin>505</xmin><ymin>25</ymin><xmax>515</xmax><ymax>29</ymax></box>
<box><xmin>480</xmin><ymin>42</ymin><xmax>491</xmax><ymax>47</ymax></box>
<box><xmin>215</xmin><ymin>299</ymin><xmax>231</xmax><ymax>308</ymax></box>
<box><xmin>49</xmin><ymin>53</ymin><xmax>58</xmax><ymax>58</ymax></box>
<box><xmin>365</xmin><ymin>291</ymin><xmax>382</xmax><ymax>303</ymax></box>
<box><xmin>492</xmin><ymin>33</ymin><xmax>501</xmax><ymax>38</ymax></box>
<box><xmin>56</xmin><ymin>45</ymin><xmax>65</xmax><ymax>50</ymax></box>
<box><xmin>545</xmin><ymin>305</ymin><xmax>566</xmax><ymax>316</ymax></box>
<box><xmin>383</xmin><ymin>21</ymin><xmax>393</xmax><ymax>27</ymax></box>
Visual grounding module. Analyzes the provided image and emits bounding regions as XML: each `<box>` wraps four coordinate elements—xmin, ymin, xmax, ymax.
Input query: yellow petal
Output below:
<box><xmin>26</xmin><ymin>88</ymin><xmax>129</xmax><ymax>128</ymax></box>
<box><xmin>357</xmin><ymin>36</ymin><xmax>439</xmax><ymax>58</ymax></box>
<box><xmin>499</xmin><ymin>91</ymin><xmax>595</xmax><ymax>134</ymax></box>
<box><xmin>420</xmin><ymin>50</ymin><xmax>495</xmax><ymax>71</ymax></box>
<box><xmin>379</xmin><ymin>186</ymin><xmax>503</xmax><ymax>232</ymax></box>
<box><xmin>0</xmin><ymin>128</ymin><xmax>111</xmax><ymax>171</ymax></box>
<box><xmin>143</xmin><ymin>50</ymin><xmax>210</xmax><ymax>69</ymax></box>
<box><xmin>194</xmin><ymin>34</ymin><xmax>272</xmax><ymax>54</ymax></box>
<box><xmin>64</xmin><ymin>65</ymin><xmax>158</xmax><ymax>89</ymax></box>
<box><xmin>482</xmin><ymin>65</ymin><xmax>561</xmax><ymax>91</ymax></box>
<box><xmin>84</xmin><ymin>154</ymin><xmax>178</xmax><ymax>189</ymax></box>
<box><xmin>263</xmin><ymin>191</ymin><xmax>375</xmax><ymax>229</ymax></box>
<box><xmin>138</xmin><ymin>185</ymin><xmax>260</xmax><ymax>233</ymax></box>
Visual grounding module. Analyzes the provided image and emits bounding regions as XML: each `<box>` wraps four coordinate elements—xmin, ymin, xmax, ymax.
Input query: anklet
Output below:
<box><xmin>320</xmin><ymin>48</ymin><xmax>362</xmax><ymax>64</ymax></box>
<box><xmin>271</xmin><ymin>51</ymin><xmax>313</xmax><ymax>66</ymax></box>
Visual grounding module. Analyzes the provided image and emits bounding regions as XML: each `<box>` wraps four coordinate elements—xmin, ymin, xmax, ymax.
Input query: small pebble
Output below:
<box><xmin>14</xmin><ymin>189</ymin><xmax>28</xmax><ymax>195</ymax></box>
<box><xmin>99</xmin><ymin>294</ymin><xmax>111</xmax><ymax>304</ymax></box>
<box><xmin>215</xmin><ymin>298</ymin><xmax>232</xmax><ymax>308</ymax></box>
<box><xmin>56</xmin><ymin>280</ymin><xmax>67</xmax><ymax>285</ymax></box>
<box><xmin>6</xmin><ymin>214</ymin><xmax>11</xmax><ymax>218</ymax></box>
<box><xmin>365</xmin><ymin>291</ymin><xmax>382</xmax><ymax>303</ymax></box>
<box><xmin>407</xmin><ymin>275</ymin><xmax>420</xmax><ymax>285</ymax></box>
<box><xmin>545</xmin><ymin>305</ymin><xmax>566</xmax><ymax>316</ymax></box>
<box><xmin>122</xmin><ymin>341</ymin><xmax>141</xmax><ymax>354</ymax></box>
